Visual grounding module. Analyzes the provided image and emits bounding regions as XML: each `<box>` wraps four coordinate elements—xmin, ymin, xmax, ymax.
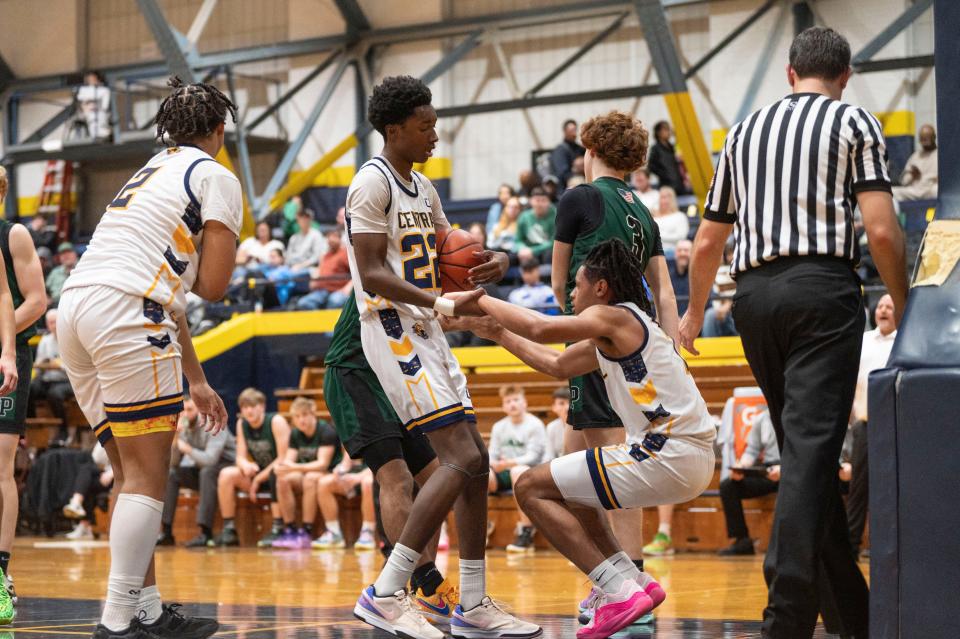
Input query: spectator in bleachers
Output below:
<box><xmin>516</xmin><ymin>187</ymin><xmax>556</xmax><ymax>264</ymax></box>
<box><xmin>718</xmin><ymin>408</ymin><xmax>780</xmax><ymax>556</ymax></box>
<box><xmin>847</xmin><ymin>293</ymin><xmax>897</xmax><ymax>557</ymax></box>
<box><xmin>892</xmin><ymin>124</ymin><xmax>938</xmax><ymax>201</ymax></box>
<box><xmin>36</xmin><ymin>246</ymin><xmax>53</xmax><ymax>279</ymax></box>
<box><xmin>286</xmin><ymin>208</ymin><xmax>327</xmax><ymax>272</ymax></box>
<box><xmin>487</xmin><ymin>385</ymin><xmax>546</xmax><ymax>553</ymax></box>
<box><xmin>237</xmin><ymin>221</ymin><xmax>284</xmax><ymax>267</ymax></box>
<box><xmin>542</xmin><ymin>387</ymin><xmax>571</xmax><ymax>463</ymax></box>
<box><xmin>654</xmin><ymin>186</ymin><xmax>690</xmax><ymax>253</ymax></box>
<box><xmin>468</xmin><ymin>222</ymin><xmax>488</xmax><ymax>249</ymax></box>
<box><xmin>518</xmin><ymin>169</ymin><xmax>541</xmax><ymax>199</ymax></box>
<box><xmin>45</xmin><ymin>242</ymin><xmax>77</xmax><ymax>305</ymax></box>
<box><xmin>335</xmin><ymin>206</ymin><xmax>346</xmax><ymax>230</ymax></box>
<box><xmin>215</xmin><ymin>388</ymin><xmax>291</xmax><ymax>547</ymax></box>
<box><xmin>27</xmin><ymin>215</ymin><xmax>56</xmax><ymax>254</ymax></box>
<box><xmin>280</xmin><ymin>195</ymin><xmax>304</xmax><ymax>240</ymax></box>
<box><xmin>631</xmin><ymin>167</ymin><xmax>660</xmax><ymax>215</ymax></box>
<box><xmin>158</xmin><ymin>396</ymin><xmax>236</xmax><ymax>548</ymax></box>
<box><xmin>647</xmin><ymin>120</ymin><xmax>690</xmax><ymax>194</ymax></box>
<box><xmin>703</xmin><ymin>265</ymin><xmax>738</xmax><ymax>337</ymax></box>
<box><xmin>273</xmin><ymin>397</ymin><xmax>341</xmax><ymax>549</ymax></box>
<box><xmin>551</xmin><ymin>119</ymin><xmax>586</xmax><ymax>192</ymax></box>
<box><xmin>508</xmin><ymin>260</ymin><xmax>558</xmax><ymax>313</ymax></box>
<box><xmin>670</xmin><ymin>239</ymin><xmax>692</xmax><ymax>316</ymax></box>
<box><xmin>295</xmin><ymin>228</ymin><xmax>352</xmax><ymax>310</ymax></box>
<box><xmin>260</xmin><ymin>248</ymin><xmax>297</xmax><ymax>306</ymax></box>
<box><xmin>62</xmin><ymin>442</ymin><xmax>113</xmax><ymax>540</ymax></box>
<box><xmin>27</xmin><ymin>309</ymin><xmax>74</xmax><ymax>442</ymax></box>
<box><xmin>489</xmin><ymin>196</ymin><xmax>522</xmax><ymax>254</ymax></box>
<box><xmin>541</xmin><ymin>175</ymin><xmax>561</xmax><ymax>203</ymax></box>
<box><xmin>567</xmin><ymin>156</ymin><xmax>586</xmax><ymax>190</ymax></box>
<box><xmin>485</xmin><ymin>184</ymin><xmax>516</xmax><ymax>238</ymax></box>
<box><xmin>312</xmin><ymin>451</ymin><xmax>376</xmax><ymax>550</ymax></box>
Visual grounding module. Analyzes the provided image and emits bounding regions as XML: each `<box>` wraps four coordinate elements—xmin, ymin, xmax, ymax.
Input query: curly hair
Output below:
<box><xmin>580</xmin><ymin>111</ymin><xmax>649</xmax><ymax>173</ymax></box>
<box><xmin>154</xmin><ymin>76</ymin><xmax>237</xmax><ymax>145</ymax></box>
<box><xmin>582</xmin><ymin>238</ymin><xmax>653</xmax><ymax>316</ymax></box>
<box><xmin>368</xmin><ymin>75</ymin><xmax>432</xmax><ymax>137</ymax></box>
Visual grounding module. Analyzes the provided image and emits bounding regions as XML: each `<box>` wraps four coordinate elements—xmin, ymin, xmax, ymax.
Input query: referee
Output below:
<box><xmin>679</xmin><ymin>28</ymin><xmax>908</xmax><ymax>639</ymax></box>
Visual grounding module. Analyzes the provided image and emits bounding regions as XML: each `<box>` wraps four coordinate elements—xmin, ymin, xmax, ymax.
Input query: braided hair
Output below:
<box><xmin>582</xmin><ymin>238</ymin><xmax>654</xmax><ymax>316</ymax></box>
<box><xmin>154</xmin><ymin>76</ymin><xmax>237</xmax><ymax>145</ymax></box>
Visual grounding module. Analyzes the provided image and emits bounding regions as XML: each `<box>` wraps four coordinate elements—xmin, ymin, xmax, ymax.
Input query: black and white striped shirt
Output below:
<box><xmin>704</xmin><ymin>92</ymin><xmax>892</xmax><ymax>275</ymax></box>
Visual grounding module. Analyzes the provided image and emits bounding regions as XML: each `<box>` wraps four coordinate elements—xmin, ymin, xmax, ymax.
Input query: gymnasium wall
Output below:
<box><xmin>0</xmin><ymin>0</ymin><xmax>936</xmax><ymax>215</ymax></box>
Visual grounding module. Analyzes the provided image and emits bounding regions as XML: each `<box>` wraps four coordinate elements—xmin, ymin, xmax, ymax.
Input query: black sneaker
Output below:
<box><xmin>505</xmin><ymin>526</ymin><xmax>535</xmax><ymax>553</ymax></box>
<box><xmin>718</xmin><ymin>538</ymin><xmax>755</xmax><ymax>556</ymax></box>
<box><xmin>142</xmin><ymin>604</ymin><xmax>218</xmax><ymax>639</ymax></box>
<box><xmin>156</xmin><ymin>532</ymin><xmax>176</xmax><ymax>547</ymax></box>
<box><xmin>91</xmin><ymin>618</ymin><xmax>159</xmax><ymax>638</ymax></box>
<box><xmin>215</xmin><ymin>527</ymin><xmax>239</xmax><ymax>547</ymax></box>
<box><xmin>185</xmin><ymin>533</ymin><xmax>214</xmax><ymax>548</ymax></box>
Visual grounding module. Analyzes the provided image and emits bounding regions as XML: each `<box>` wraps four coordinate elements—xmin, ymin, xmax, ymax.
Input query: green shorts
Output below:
<box><xmin>569</xmin><ymin>370</ymin><xmax>623</xmax><ymax>431</ymax></box>
<box><xmin>323</xmin><ymin>365</ymin><xmax>404</xmax><ymax>458</ymax></box>
<box><xmin>0</xmin><ymin>342</ymin><xmax>33</xmax><ymax>436</ymax></box>
<box><xmin>493</xmin><ymin>469</ymin><xmax>513</xmax><ymax>492</ymax></box>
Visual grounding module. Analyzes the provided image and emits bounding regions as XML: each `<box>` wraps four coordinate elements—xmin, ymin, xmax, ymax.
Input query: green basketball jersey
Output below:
<box><xmin>241</xmin><ymin>412</ymin><xmax>278</xmax><ymax>469</ymax></box>
<box><xmin>290</xmin><ymin>421</ymin><xmax>343</xmax><ymax>469</ymax></box>
<box><xmin>0</xmin><ymin>221</ymin><xmax>35</xmax><ymax>345</ymax></box>
<box><xmin>563</xmin><ymin>177</ymin><xmax>660</xmax><ymax>313</ymax></box>
<box><xmin>323</xmin><ymin>291</ymin><xmax>366</xmax><ymax>370</ymax></box>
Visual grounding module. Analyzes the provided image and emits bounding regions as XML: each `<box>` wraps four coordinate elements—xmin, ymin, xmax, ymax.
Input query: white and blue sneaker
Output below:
<box><xmin>354</xmin><ymin>585</ymin><xmax>443</xmax><ymax>639</ymax></box>
<box><xmin>451</xmin><ymin>597</ymin><xmax>542</xmax><ymax>638</ymax></box>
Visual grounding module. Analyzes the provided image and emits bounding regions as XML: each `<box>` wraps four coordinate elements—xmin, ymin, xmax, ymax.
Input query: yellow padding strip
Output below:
<box><xmin>711</xmin><ymin>129</ymin><xmax>728</xmax><ymax>154</ymax></box>
<box><xmin>111</xmin><ymin>415</ymin><xmax>177</xmax><ymax>438</ymax></box>
<box><xmin>874</xmin><ymin>110</ymin><xmax>915</xmax><ymax>138</ymax></box>
<box><xmin>663</xmin><ymin>92</ymin><xmax>713</xmax><ymax>203</ymax></box>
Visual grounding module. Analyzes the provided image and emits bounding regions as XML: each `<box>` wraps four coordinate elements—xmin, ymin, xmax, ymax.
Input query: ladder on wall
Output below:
<box><xmin>36</xmin><ymin>160</ymin><xmax>76</xmax><ymax>243</ymax></box>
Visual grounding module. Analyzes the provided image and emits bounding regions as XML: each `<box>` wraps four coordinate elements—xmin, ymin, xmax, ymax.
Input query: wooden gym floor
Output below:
<box><xmin>7</xmin><ymin>539</ymin><xmax>863</xmax><ymax>637</ymax></box>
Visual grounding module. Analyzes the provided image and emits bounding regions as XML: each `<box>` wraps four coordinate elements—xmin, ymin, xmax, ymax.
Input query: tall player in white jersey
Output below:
<box><xmin>451</xmin><ymin>239</ymin><xmax>716</xmax><ymax>639</ymax></box>
<box><xmin>57</xmin><ymin>78</ymin><xmax>241</xmax><ymax>639</ymax></box>
<box><xmin>346</xmin><ymin>76</ymin><xmax>539</xmax><ymax>639</ymax></box>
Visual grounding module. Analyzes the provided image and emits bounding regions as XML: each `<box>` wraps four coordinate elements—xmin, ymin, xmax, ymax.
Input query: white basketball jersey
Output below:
<box><xmin>65</xmin><ymin>145</ymin><xmax>242</xmax><ymax>314</ymax></box>
<box><xmin>345</xmin><ymin>156</ymin><xmax>447</xmax><ymax>321</ymax></box>
<box><xmin>596</xmin><ymin>302</ymin><xmax>715</xmax><ymax>444</ymax></box>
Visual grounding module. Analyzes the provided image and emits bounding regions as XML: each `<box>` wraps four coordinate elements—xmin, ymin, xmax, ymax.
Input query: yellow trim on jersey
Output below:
<box><xmin>390</xmin><ymin>335</ymin><xmax>416</xmax><ymax>357</ymax></box>
<box><xmin>594</xmin><ymin>448</ymin><xmax>621</xmax><ymax>509</ymax></box>
<box><xmin>111</xmin><ymin>415</ymin><xmax>177</xmax><ymax>438</ymax></box>
<box><xmin>143</xmin><ymin>262</ymin><xmax>181</xmax><ymax>305</ymax></box>
<box><xmin>406</xmin><ymin>404</ymin><xmax>465</xmax><ymax>431</ymax></box>
<box><xmin>173</xmin><ymin>224</ymin><xmax>196</xmax><ymax>254</ymax></box>
<box><xmin>94</xmin><ymin>421</ymin><xmax>111</xmax><ymax>438</ymax></box>
<box><xmin>629</xmin><ymin>379</ymin><xmax>657</xmax><ymax>405</ymax></box>
<box><xmin>405</xmin><ymin>373</ymin><xmax>440</xmax><ymax>416</ymax></box>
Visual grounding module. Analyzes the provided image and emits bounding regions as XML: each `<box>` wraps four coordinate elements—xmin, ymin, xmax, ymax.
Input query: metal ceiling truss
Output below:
<box><xmin>852</xmin><ymin>0</ymin><xmax>934</xmax><ymax>74</ymax></box>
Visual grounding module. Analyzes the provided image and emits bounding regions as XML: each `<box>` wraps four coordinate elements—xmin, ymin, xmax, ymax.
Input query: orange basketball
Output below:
<box><xmin>437</xmin><ymin>228</ymin><xmax>484</xmax><ymax>292</ymax></box>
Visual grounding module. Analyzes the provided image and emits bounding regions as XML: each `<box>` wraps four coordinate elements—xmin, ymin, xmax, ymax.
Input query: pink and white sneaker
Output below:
<box><xmin>576</xmin><ymin>581</ymin><xmax>654</xmax><ymax>639</ymax></box>
<box><xmin>640</xmin><ymin>576</ymin><xmax>666</xmax><ymax>610</ymax></box>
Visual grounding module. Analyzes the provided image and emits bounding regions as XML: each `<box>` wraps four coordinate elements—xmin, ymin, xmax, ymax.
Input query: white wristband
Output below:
<box><xmin>433</xmin><ymin>297</ymin><xmax>455</xmax><ymax>317</ymax></box>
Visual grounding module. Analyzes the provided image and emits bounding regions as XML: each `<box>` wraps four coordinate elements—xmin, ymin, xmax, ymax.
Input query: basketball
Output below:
<box><xmin>437</xmin><ymin>228</ymin><xmax>484</xmax><ymax>292</ymax></box>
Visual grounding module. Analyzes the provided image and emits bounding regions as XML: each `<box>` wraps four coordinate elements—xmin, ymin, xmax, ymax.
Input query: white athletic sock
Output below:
<box><xmin>636</xmin><ymin>571</ymin><xmax>654</xmax><ymax>588</ymax></box>
<box><xmin>100</xmin><ymin>494</ymin><xmax>163</xmax><ymax>631</ymax></box>
<box><xmin>609</xmin><ymin>551</ymin><xmax>641</xmax><ymax>581</ymax></box>
<box><xmin>361</xmin><ymin>521</ymin><xmax>376</xmax><ymax>532</ymax></box>
<box><xmin>658</xmin><ymin>522</ymin><xmax>672</xmax><ymax>537</ymax></box>
<box><xmin>374</xmin><ymin>543</ymin><xmax>420</xmax><ymax>597</ymax></box>
<box><xmin>459</xmin><ymin>559</ymin><xmax>486</xmax><ymax>611</ymax></box>
<box><xmin>326</xmin><ymin>521</ymin><xmax>342</xmax><ymax>536</ymax></box>
<box><xmin>138</xmin><ymin>585</ymin><xmax>163</xmax><ymax>624</ymax></box>
<box><xmin>588</xmin><ymin>559</ymin><xmax>626</xmax><ymax>596</ymax></box>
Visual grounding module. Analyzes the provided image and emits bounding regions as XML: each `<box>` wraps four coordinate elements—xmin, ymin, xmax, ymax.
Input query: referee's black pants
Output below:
<box><xmin>732</xmin><ymin>257</ymin><xmax>868</xmax><ymax>639</ymax></box>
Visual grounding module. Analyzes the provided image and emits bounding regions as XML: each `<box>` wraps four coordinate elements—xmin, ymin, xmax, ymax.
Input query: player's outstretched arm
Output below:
<box><xmin>477</xmin><ymin>294</ymin><xmax>611</xmax><ymax>344</ymax></box>
<box><xmin>0</xmin><ymin>258</ymin><xmax>17</xmax><ymax>395</ymax></box>
<box><xmin>353</xmin><ymin>232</ymin><xmax>483</xmax><ymax>315</ymax></box>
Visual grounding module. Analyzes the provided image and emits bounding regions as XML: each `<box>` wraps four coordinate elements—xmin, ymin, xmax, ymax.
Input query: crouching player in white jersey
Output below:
<box><xmin>450</xmin><ymin>239</ymin><xmax>716</xmax><ymax>639</ymax></box>
<box><xmin>347</xmin><ymin>76</ymin><xmax>540</xmax><ymax>639</ymax></box>
<box><xmin>57</xmin><ymin>77</ymin><xmax>241</xmax><ymax>639</ymax></box>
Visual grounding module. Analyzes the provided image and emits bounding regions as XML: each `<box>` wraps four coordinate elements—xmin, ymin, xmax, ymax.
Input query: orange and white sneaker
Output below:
<box><xmin>414</xmin><ymin>579</ymin><xmax>459</xmax><ymax>628</ymax></box>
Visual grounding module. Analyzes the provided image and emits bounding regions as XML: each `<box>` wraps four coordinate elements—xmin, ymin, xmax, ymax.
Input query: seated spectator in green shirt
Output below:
<box><xmin>516</xmin><ymin>186</ymin><xmax>556</xmax><ymax>264</ymax></box>
<box><xmin>46</xmin><ymin>242</ymin><xmax>78</xmax><ymax>305</ymax></box>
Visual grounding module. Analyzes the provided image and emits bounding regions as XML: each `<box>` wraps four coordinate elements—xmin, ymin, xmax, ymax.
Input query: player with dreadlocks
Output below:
<box><xmin>445</xmin><ymin>238</ymin><xmax>716</xmax><ymax>638</ymax></box>
<box><xmin>58</xmin><ymin>76</ymin><xmax>241</xmax><ymax>639</ymax></box>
